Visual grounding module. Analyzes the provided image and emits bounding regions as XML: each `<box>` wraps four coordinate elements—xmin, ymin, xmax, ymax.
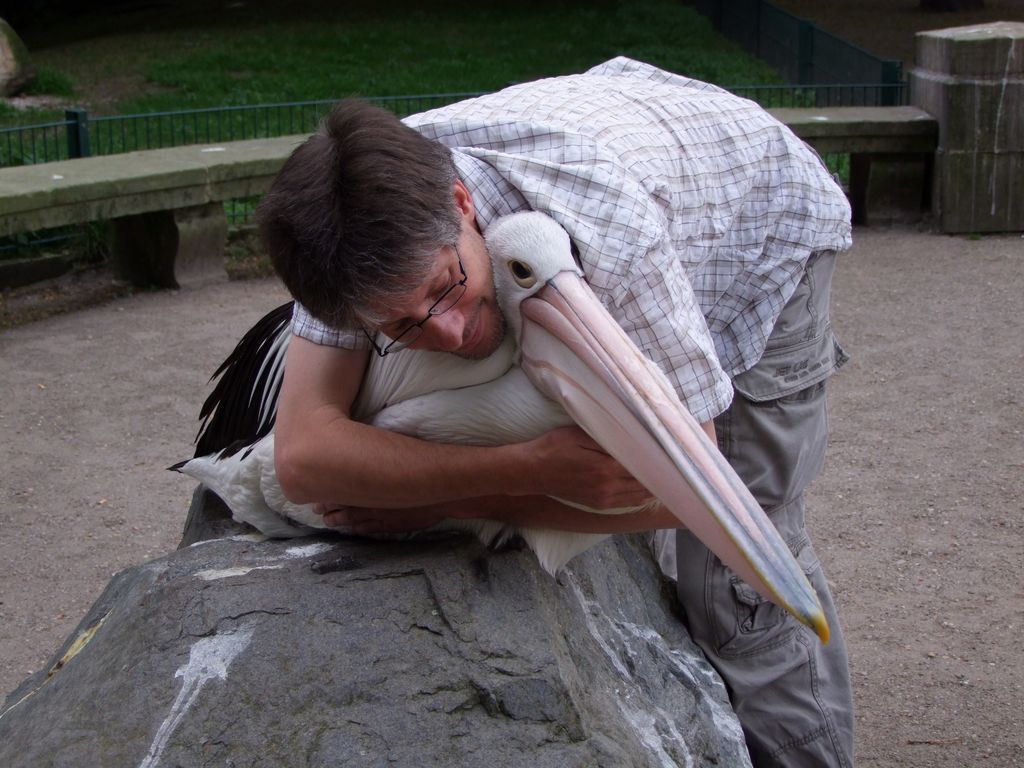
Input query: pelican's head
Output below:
<box><xmin>486</xmin><ymin>211</ymin><xmax>584</xmax><ymax>351</ymax></box>
<box><xmin>484</xmin><ymin>211</ymin><xmax>829</xmax><ymax>643</ymax></box>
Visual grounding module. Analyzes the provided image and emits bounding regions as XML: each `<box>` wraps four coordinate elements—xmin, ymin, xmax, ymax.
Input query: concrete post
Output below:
<box><xmin>911</xmin><ymin>22</ymin><xmax>1024</xmax><ymax>233</ymax></box>
<box><xmin>110</xmin><ymin>203</ymin><xmax>228</xmax><ymax>289</ymax></box>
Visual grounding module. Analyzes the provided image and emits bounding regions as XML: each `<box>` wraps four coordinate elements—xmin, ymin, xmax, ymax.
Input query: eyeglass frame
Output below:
<box><xmin>363</xmin><ymin>248</ymin><xmax>468</xmax><ymax>357</ymax></box>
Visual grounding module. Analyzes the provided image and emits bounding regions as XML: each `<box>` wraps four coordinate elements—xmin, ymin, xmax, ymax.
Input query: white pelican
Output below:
<box><xmin>176</xmin><ymin>211</ymin><xmax>829</xmax><ymax>642</ymax></box>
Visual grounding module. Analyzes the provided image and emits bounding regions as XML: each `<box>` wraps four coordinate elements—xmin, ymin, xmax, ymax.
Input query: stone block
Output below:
<box><xmin>911</xmin><ymin>22</ymin><xmax>1024</xmax><ymax>153</ymax></box>
<box><xmin>911</xmin><ymin>22</ymin><xmax>1024</xmax><ymax>232</ymax></box>
<box><xmin>933</xmin><ymin>149</ymin><xmax>1024</xmax><ymax>233</ymax></box>
<box><xmin>111</xmin><ymin>202</ymin><xmax>228</xmax><ymax>288</ymax></box>
<box><xmin>0</xmin><ymin>525</ymin><xmax>752</xmax><ymax>767</ymax></box>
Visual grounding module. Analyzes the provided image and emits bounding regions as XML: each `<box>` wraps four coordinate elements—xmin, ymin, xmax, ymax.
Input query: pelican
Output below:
<box><xmin>176</xmin><ymin>211</ymin><xmax>829</xmax><ymax>642</ymax></box>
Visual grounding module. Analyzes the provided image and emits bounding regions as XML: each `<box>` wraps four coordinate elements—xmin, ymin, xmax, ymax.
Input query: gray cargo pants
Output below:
<box><xmin>663</xmin><ymin>250</ymin><xmax>855</xmax><ymax>767</ymax></box>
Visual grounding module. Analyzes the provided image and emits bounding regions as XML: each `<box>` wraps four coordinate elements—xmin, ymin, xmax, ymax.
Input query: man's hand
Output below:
<box><xmin>315</xmin><ymin>503</ymin><xmax>447</xmax><ymax>534</ymax></box>
<box><xmin>520</xmin><ymin>426</ymin><xmax>655</xmax><ymax>510</ymax></box>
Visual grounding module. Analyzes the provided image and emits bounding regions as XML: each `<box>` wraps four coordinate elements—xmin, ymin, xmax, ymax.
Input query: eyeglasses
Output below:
<box><xmin>364</xmin><ymin>249</ymin><xmax>468</xmax><ymax>357</ymax></box>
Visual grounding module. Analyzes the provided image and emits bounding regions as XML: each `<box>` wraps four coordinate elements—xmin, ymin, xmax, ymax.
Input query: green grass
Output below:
<box><xmin>23</xmin><ymin>66</ymin><xmax>75</xmax><ymax>98</ymax></box>
<box><xmin>17</xmin><ymin>0</ymin><xmax>781</xmax><ymax>117</ymax></box>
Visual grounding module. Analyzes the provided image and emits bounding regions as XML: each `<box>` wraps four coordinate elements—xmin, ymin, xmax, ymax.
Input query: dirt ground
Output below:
<box><xmin>1</xmin><ymin>227</ymin><xmax>1022</xmax><ymax>767</ymax></box>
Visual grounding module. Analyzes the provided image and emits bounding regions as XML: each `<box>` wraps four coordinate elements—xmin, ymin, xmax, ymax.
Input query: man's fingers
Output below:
<box><xmin>320</xmin><ymin>505</ymin><xmax>359</xmax><ymax>529</ymax></box>
<box><xmin>322</xmin><ymin>511</ymin><xmax>349</xmax><ymax>528</ymax></box>
<box><xmin>318</xmin><ymin>505</ymin><xmax>444</xmax><ymax>534</ymax></box>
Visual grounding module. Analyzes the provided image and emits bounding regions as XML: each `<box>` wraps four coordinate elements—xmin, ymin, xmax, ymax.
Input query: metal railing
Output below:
<box><xmin>0</xmin><ymin>82</ymin><xmax>905</xmax><ymax>170</ymax></box>
<box><xmin>0</xmin><ymin>115</ymin><xmax>77</xmax><ymax>167</ymax></box>
<box><xmin>731</xmin><ymin>82</ymin><xmax>906</xmax><ymax>108</ymax></box>
<box><xmin>0</xmin><ymin>92</ymin><xmax>486</xmax><ymax>167</ymax></box>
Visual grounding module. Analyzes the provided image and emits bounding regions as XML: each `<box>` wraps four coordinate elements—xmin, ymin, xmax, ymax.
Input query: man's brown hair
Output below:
<box><xmin>257</xmin><ymin>100</ymin><xmax>462</xmax><ymax>329</ymax></box>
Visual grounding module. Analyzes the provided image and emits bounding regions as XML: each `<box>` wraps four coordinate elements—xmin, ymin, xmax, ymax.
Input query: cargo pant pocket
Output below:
<box><xmin>707</xmin><ymin>502</ymin><xmax>821</xmax><ymax>658</ymax></box>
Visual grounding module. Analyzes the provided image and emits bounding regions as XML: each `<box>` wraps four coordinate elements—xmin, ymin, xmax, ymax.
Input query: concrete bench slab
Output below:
<box><xmin>0</xmin><ymin>135</ymin><xmax>306</xmax><ymax>288</ymax></box>
<box><xmin>0</xmin><ymin>135</ymin><xmax>305</xmax><ymax>235</ymax></box>
<box><xmin>770</xmin><ymin>106</ymin><xmax>938</xmax><ymax>154</ymax></box>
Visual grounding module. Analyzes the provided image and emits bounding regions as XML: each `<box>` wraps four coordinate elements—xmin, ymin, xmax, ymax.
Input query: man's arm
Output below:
<box><xmin>317</xmin><ymin>421</ymin><xmax>717</xmax><ymax>534</ymax></box>
<box><xmin>274</xmin><ymin>335</ymin><xmax>655</xmax><ymax>511</ymax></box>
<box><xmin>321</xmin><ymin>494</ymin><xmax>682</xmax><ymax>535</ymax></box>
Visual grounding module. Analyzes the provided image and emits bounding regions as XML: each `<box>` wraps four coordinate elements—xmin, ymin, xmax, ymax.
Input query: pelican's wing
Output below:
<box><xmin>370</xmin><ymin>367</ymin><xmax>573</xmax><ymax>446</ymax></box>
<box><xmin>194</xmin><ymin>301</ymin><xmax>293</xmax><ymax>458</ymax></box>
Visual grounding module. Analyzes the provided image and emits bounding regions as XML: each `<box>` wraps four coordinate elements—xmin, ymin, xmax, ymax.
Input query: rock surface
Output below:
<box><xmin>0</xmin><ymin>490</ymin><xmax>751</xmax><ymax>767</ymax></box>
<box><xmin>0</xmin><ymin>18</ymin><xmax>34</xmax><ymax>97</ymax></box>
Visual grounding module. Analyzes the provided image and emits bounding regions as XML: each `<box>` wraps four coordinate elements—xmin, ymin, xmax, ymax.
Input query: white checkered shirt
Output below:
<box><xmin>292</xmin><ymin>57</ymin><xmax>852</xmax><ymax>423</ymax></box>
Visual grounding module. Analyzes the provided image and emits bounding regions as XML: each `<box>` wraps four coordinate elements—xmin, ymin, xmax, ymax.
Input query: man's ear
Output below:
<box><xmin>453</xmin><ymin>179</ymin><xmax>476</xmax><ymax>221</ymax></box>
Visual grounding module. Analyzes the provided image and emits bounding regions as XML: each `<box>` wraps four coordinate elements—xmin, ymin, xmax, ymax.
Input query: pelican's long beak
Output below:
<box><xmin>519</xmin><ymin>272</ymin><xmax>829</xmax><ymax>643</ymax></box>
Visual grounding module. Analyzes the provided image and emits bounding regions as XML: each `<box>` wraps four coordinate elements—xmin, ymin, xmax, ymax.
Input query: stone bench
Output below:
<box><xmin>0</xmin><ymin>108</ymin><xmax>939</xmax><ymax>288</ymax></box>
<box><xmin>0</xmin><ymin>135</ymin><xmax>305</xmax><ymax>287</ymax></box>
<box><xmin>769</xmin><ymin>106</ymin><xmax>939</xmax><ymax>225</ymax></box>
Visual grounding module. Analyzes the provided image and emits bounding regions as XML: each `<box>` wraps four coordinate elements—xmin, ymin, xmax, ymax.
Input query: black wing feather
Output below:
<box><xmin>194</xmin><ymin>301</ymin><xmax>295</xmax><ymax>458</ymax></box>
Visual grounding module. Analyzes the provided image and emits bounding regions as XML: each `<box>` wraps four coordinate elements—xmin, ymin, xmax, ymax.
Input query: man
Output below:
<box><xmin>258</xmin><ymin>58</ymin><xmax>854</xmax><ymax>767</ymax></box>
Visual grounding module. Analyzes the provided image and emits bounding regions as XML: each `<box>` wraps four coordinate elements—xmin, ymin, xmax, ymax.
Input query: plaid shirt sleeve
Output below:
<box><xmin>290</xmin><ymin>301</ymin><xmax>371</xmax><ymax>350</ymax></box>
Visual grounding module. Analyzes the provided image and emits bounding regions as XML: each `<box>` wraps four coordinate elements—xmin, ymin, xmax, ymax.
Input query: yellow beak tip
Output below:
<box><xmin>812</xmin><ymin>615</ymin><xmax>831</xmax><ymax>645</ymax></box>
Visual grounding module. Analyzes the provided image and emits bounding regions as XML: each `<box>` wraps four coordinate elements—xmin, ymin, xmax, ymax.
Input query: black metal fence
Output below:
<box><xmin>0</xmin><ymin>81</ymin><xmax>904</xmax><ymax>171</ymax></box>
<box><xmin>729</xmin><ymin>82</ymin><xmax>906</xmax><ymax>109</ymax></box>
<box><xmin>0</xmin><ymin>93</ymin><xmax>485</xmax><ymax>168</ymax></box>
<box><xmin>690</xmin><ymin>0</ymin><xmax>904</xmax><ymax>105</ymax></box>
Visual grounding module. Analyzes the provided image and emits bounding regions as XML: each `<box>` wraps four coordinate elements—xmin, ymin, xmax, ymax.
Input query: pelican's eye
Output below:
<box><xmin>508</xmin><ymin>260</ymin><xmax>537</xmax><ymax>288</ymax></box>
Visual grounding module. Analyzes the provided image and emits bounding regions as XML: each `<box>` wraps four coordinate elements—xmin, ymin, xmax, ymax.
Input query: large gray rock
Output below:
<box><xmin>0</xmin><ymin>491</ymin><xmax>751</xmax><ymax>767</ymax></box>
<box><xmin>0</xmin><ymin>19</ymin><xmax>34</xmax><ymax>97</ymax></box>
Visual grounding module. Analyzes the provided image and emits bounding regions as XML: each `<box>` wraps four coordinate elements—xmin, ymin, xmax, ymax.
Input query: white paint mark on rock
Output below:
<box><xmin>991</xmin><ymin>39</ymin><xmax>1018</xmax><ymax>215</ymax></box>
<box><xmin>138</xmin><ymin>625</ymin><xmax>254</xmax><ymax>768</ymax></box>
<box><xmin>186</xmin><ymin>533</ymin><xmax>269</xmax><ymax>548</ymax></box>
<box><xmin>200</xmin><ymin>147</ymin><xmax>227</xmax><ymax>153</ymax></box>
<box><xmin>231</xmin><ymin>533</ymin><xmax>269</xmax><ymax>542</ymax></box>
<box><xmin>194</xmin><ymin>565</ymin><xmax>281</xmax><ymax>581</ymax></box>
<box><xmin>283</xmin><ymin>542</ymin><xmax>335</xmax><ymax>559</ymax></box>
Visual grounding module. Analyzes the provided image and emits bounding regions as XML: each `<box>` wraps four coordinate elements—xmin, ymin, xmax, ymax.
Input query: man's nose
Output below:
<box><xmin>416</xmin><ymin>309</ymin><xmax>465</xmax><ymax>352</ymax></box>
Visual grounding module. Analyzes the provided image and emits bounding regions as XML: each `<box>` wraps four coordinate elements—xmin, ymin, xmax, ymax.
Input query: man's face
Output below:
<box><xmin>375</xmin><ymin>228</ymin><xmax>507</xmax><ymax>360</ymax></box>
